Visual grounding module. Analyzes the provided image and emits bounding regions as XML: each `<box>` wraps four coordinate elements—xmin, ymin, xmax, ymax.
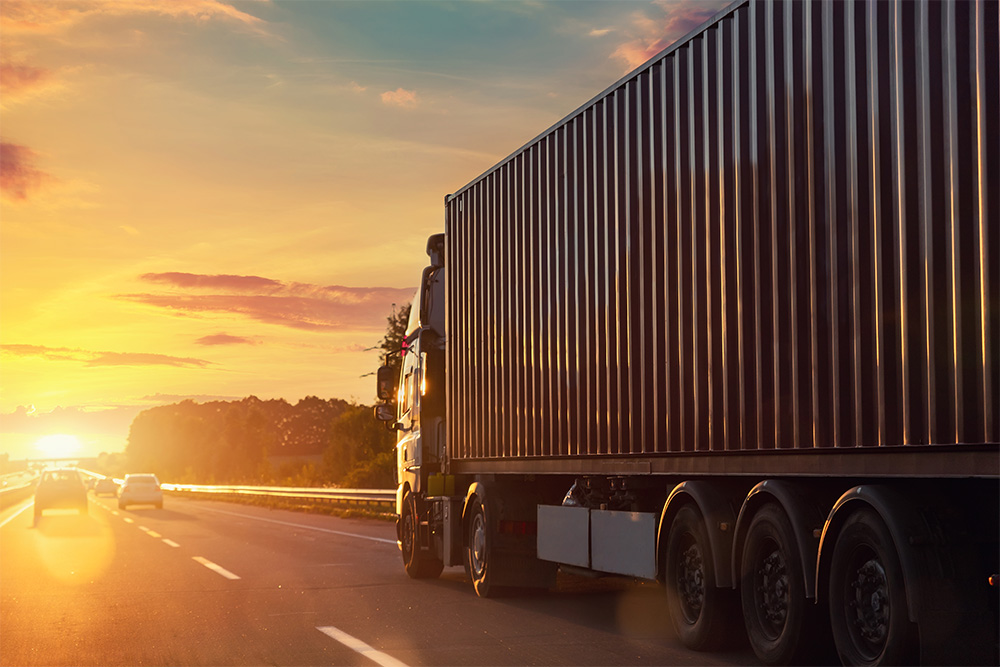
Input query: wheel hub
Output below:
<box><xmin>677</xmin><ymin>542</ymin><xmax>705</xmax><ymax>622</ymax></box>
<box><xmin>850</xmin><ymin>559</ymin><xmax>889</xmax><ymax>644</ymax></box>
<box><xmin>470</xmin><ymin>513</ymin><xmax>487</xmax><ymax>578</ymax></box>
<box><xmin>756</xmin><ymin>549</ymin><xmax>789</xmax><ymax>629</ymax></box>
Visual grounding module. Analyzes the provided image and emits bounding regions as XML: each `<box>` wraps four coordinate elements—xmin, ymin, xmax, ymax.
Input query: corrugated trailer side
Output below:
<box><xmin>444</xmin><ymin>0</ymin><xmax>998</xmax><ymax>475</ymax></box>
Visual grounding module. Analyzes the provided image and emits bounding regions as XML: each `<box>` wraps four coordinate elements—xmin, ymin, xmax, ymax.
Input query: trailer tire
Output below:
<box><xmin>828</xmin><ymin>508</ymin><xmax>916</xmax><ymax>666</ymax></box>
<box><xmin>740</xmin><ymin>503</ymin><xmax>817</xmax><ymax>665</ymax></box>
<box><xmin>400</xmin><ymin>493</ymin><xmax>443</xmax><ymax>580</ymax></box>
<box><xmin>466</xmin><ymin>495</ymin><xmax>503</xmax><ymax>598</ymax></box>
<box><xmin>665</xmin><ymin>505</ymin><xmax>733</xmax><ymax>651</ymax></box>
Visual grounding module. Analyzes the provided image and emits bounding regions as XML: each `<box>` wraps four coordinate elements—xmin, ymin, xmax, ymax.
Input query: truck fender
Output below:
<box><xmin>815</xmin><ymin>485</ymin><xmax>924</xmax><ymax>621</ymax></box>
<box><xmin>658</xmin><ymin>481</ymin><xmax>737</xmax><ymax>588</ymax></box>
<box><xmin>731</xmin><ymin>479</ymin><xmax>825</xmax><ymax>600</ymax></box>
<box><xmin>395</xmin><ymin>483</ymin><xmax>412</xmax><ymax>548</ymax></box>
<box><xmin>462</xmin><ymin>481</ymin><xmax>489</xmax><ymax>545</ymax></box>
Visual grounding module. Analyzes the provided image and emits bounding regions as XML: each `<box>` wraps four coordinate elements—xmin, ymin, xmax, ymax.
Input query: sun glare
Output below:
<box><xmin>34</xmin><ymin>434</ymin><xmax>82</xmax><ymax>459</ymax></box>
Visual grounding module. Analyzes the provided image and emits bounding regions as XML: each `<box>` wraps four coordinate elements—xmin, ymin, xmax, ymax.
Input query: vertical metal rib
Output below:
<box><xmin>890</xmin><ymin>0</ymin><xmax>911</xmax><ymax>443</ymax></box>
<box><xmin>916</xmin><ymin>0</ymin><xmax>935</xmax><ymax>443</ymax></box>
<box><xmin>749</xmin><ymin>0</ymin><xmax>762</xmax><ymax>450</ymax></box>
<box><xmin>845</xmin><ymin>0</ymin><xmax>863</xmax><ymax>448</ymax></box>
<box><xmin>823</xmin><ymin>0</ymin><xmax>842</xmax><ymax>447</ymax></box>
<box><xmin>783</xmin><ymin>2</ymin><xmax>799</xmax><ymax>449</ymax></box>
<box><xmin>732</xmin><ymin>11</ymin><xmax>745</xmax><ymax>451</ymax></box>
<box><xmin>866</xmin><ymin>0</ymin><xmax>887</xmax><ymax>446</ymax></box>
<box><xmin>974</xmin><ymin>0</ymin><xmax>995</xmax><ymax>440</ymax></box>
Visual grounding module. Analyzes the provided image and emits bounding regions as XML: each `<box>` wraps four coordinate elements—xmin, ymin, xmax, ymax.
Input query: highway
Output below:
<box><xmin>1</xmin><ymin>494</ymin><xmax>757</xmax><ymax>666</ymax></box>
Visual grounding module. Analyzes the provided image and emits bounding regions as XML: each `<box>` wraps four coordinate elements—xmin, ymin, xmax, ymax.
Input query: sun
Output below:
<box><xmin>33</xmin><ymin>434</ymin><xmax>82</xmax><ymax>459</ymax></box>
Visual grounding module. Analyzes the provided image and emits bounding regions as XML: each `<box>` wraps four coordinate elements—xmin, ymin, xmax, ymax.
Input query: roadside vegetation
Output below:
<box><xmin>94</xmin><ymin>304</ymin><xmax>411</xmax><ymax>491</ymax></box>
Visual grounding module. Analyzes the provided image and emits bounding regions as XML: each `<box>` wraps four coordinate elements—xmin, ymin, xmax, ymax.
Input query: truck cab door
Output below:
<box><xmin>396</xmin><ymin>341</ymin><xmax>422</xmax><ymax>493</ymax></box>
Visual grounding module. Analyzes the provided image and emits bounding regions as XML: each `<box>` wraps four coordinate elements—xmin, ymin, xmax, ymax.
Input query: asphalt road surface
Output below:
<box><xmin>1</xmin><ymin>494</ymin><xmax>758</xmax><ymax>666</ymax></box>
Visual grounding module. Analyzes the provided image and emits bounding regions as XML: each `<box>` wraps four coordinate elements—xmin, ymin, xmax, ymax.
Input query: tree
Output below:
<box><xmin>323</xmin><ymin>402</ymin><xmax>395</xmax><ymax>486</ymax></box>
<box><xmin>378</xmin><ymin>302</ymin><xmax>411</xmax><ymax>382</ymax></box>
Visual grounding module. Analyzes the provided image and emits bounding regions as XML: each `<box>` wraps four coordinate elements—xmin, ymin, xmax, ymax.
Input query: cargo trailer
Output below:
<box><xmin>374</xmin><ymin>0</ymin><xmax>999</xmax><ymax>664</ymax></box>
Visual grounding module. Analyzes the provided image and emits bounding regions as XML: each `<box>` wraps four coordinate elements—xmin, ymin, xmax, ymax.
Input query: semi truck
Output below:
<box><xmin>374</xmin><ymin>0</ymin><xmax>999</xmax><ymax>664</ymax></box>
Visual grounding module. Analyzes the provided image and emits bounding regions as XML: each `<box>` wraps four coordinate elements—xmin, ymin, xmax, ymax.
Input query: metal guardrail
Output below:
<box><xmin>0</xmin><ymin>468</ymin><xmax>395</xmax><ymax>511</ymax></box>
<box><xmin>0</xmin><ymin>473</ymin><xmax>38</xmax><ymax>509</ymax></box>
<box><xmin>161</xmin><ymin>483</ymin><xmax>395</xmax><ymax>508</ymax></box>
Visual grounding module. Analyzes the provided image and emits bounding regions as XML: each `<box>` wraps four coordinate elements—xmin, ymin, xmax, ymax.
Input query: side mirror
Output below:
<box><xmin>373</xmin><ymin>403</ymin><xmax>396</xmax><ymax>423</ymax></box>
<box><xmin>376</xmin><ymin>365</ymin><xmax>398</xmax><ymax>402</ymax></box>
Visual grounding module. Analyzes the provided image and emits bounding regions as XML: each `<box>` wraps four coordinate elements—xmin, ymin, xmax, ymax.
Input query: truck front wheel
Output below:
<box><xmin>400</xmin><ymin>493</ymin><xmax>443</xmax><ymax>579</ymax></box>
<box><xmin>467</xmin><ymin>495</ymin><xmax>501</xmax><ymax>597</ymax></box>
<box><xmin>664</xmin><ymin>505</ymin><xmax>734</xmax><ymax>651</ymax></box>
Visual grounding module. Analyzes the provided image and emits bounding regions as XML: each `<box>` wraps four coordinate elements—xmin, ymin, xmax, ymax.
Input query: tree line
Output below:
<box><xmin>119</xmin><ymin>303</ymin><xmax>412</xmax><ymax>489</ymax></box>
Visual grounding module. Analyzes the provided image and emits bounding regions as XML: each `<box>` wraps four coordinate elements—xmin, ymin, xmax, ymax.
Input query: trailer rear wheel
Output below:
<box><xmin>740</xmin><ymin>503</ymin><xmax>815</xmax><ymax>665</ymax></box>
<box><xmin>400</xmin><ymin>493</ymin><xmax>443</xmax><ymax>579</ymax></box>
<box><xmin>665</xmin><ymin>505</ymin><xmax>732</xmax><ymax>650</ymax></box>
<box><xmin>828</xmin><ymin>508</ymin><xmax>915</xmax><ymax>666</ymax></box>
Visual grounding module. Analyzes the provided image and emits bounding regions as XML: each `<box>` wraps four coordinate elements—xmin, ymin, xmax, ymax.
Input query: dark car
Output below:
<box><xmin>94</xmin><ymin>477</ymin><xmax>119</xmax><ymax>497</ymax></box>
<box><xmin>34</xmin><ymin>468</ymin><xmax>88</xmax><ymax>520</ymax></box>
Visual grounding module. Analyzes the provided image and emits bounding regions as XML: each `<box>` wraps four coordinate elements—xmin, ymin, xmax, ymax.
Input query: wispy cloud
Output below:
<box><xmin>0</xmin><ymin>63</ymin><xmax>53</xmax><ymax>98</ymax></box>
<box><xmin>1</xmin><ymin>344</ymin><xmax>212</xmax><ymax>368</ymax></box>
<box><xmin>0</xmin><ymin>0</ymin><xmax>268</xmax><ymax>35</ymax></box>
<box><xmin>196</xmin><ymin>332</ymin><xmax>258</xmax><ymax>346</ymax></box>
<box><xmin>121</xmin><ymin>273</ymin><xmax>414</xmax><ymax>332</ymax></box>
<box><xmin>0</xmin><ymin>141</ymin><xmax>53</xmax><ymax>202</ymax></box>
<box><xmin>610</xmin><ymin>0</ymin><xmax>728</xmax><ymax>71</ymax></box>
<box><xmin>381</xmin><ymin>87</ymin><xmax>419</xmax><ymax>109</ymax></box>
<box><xmin>141</xmin><ymin>272</ymin><xmax>283</xmax><ymax>293</ymax></box>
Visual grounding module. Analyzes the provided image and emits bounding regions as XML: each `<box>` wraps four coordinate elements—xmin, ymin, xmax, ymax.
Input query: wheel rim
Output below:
<box><xmin>401</xmin><ymin>504</ymin><xmax>415</xmax><ymax>561</ymax></box>
<box><xmin>675</xmin><ymin>534</ymin><xmax>706</xmax><ymax>623</ymax></box>
<box><xmin>470</xmin><ymin>512</ymin><xmax>487</xmax><ymax>579</ymax></box>
<box><xmin>844</xmin><ymin>547</ymin><xmax>890</xmax><ymax>660</ymax></box>
<box><xmin>753</xmin><ymin>540</ymin><xmax>789</xmax><ymax>639</ymax></box>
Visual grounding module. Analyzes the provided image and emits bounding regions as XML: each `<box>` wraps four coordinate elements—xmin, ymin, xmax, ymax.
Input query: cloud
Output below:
<box><xmin>196</xmin><ymin>332</ymin><xmax>258</xmax><ymax>346</ymax></box>
<box><xmin>381</xmin><ymin>88</ymin><xmax>419</xmax><ymax>109</ymax></box>
<box><xmin>0</xmin><ymin>0</ymin><xmax>267</xmax><ymax>35</ymax></box>
<box><xmin>1</xmin><ymin>344</ymin><xmax>212</xmax><ymax>368</ymax></box>
<box><xmin>2</xmin><ymin>404</ymin><xmax>142</xmax><ymax>438</ymax></box>
<box><xmin>610</xmin><ymin>0</ymin><xmax>729</xmax><ymax>71</ymax></box>
<box><xmin>0</xmin><ymin>63</ymin><xmax>53</xmax><ymax>98</ymax></box>
<box><xmin>141</xmin><ymin>272</ymin><xmax>283</xmax><ymax>293</ymax></box>
<box><xmin>121</xmin><ymin>273</ymin><xmax>415</xmax><ymax>332</ymax></box>
<box><xmin>589</xmin><ymin>28</ymin><xmax>614</xmax><ymax>37</ymax></box>
<box><xmin>0</xmin><ymin>141</ymin><xmax>53</xmax><ymax>202</ymax></box>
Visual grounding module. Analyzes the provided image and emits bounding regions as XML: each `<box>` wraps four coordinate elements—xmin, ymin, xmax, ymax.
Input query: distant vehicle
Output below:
<box><xmin>118</xmin><ymin>474</ymin><xmax>163</xmax><ymax>510</ymax></box>
<box><xmin>34</xmin><ymin>468</ymin><xmax>88</xmax><ymax>520</ymax></box>
<box><xmin>93</xmin><ymin>477</ymin><xmax>118</xmax><ymax>497</ymax></box>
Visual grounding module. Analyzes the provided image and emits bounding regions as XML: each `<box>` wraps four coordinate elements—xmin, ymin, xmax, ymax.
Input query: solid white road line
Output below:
<box><xmin>191</xmin><ymin>505</ymin><xmax>396</xmax><ymax>545</ymax></box>
<box><xmin>316</xmin><ymin>626</ymin><xmax>409</xmax><ymax>667</ymax></box>
<box><xmin>192</xmin><ymin>556</ymin><xmax>241</xmax><ymax>580</ymax></box>
<box><xmin>162</xmin><ymin>539</ymin><xmax>180</xmax><ymax>548</ymax></box>
<box><xmin>0</xmin><ymin>503</ymin><xmax>32</xmax><ymax>529</ymax></box>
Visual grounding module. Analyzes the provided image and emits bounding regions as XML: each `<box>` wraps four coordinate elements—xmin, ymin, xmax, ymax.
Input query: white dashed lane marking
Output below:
<box><xmin>192</xmin><ymin>556</ymin><xmax>240</xmax><ymax>580</ymax></box>
<box><xmin>316</xmin><ymin>626</ymin><xmax>408</xmax><ymax>667</ymax></box>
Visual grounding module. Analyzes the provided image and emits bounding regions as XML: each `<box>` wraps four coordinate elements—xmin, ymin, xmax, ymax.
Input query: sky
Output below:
<box><xmin>0</xmin><ymin>0</ymin><xmax>728</xmax><ymax>460</ymax></box>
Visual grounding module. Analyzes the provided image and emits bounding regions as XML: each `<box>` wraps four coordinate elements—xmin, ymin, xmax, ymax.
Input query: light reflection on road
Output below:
<box><xmin>31</xmin><ymin>505</ymin><xmax>115</xmax><ymax>585</ymax></box>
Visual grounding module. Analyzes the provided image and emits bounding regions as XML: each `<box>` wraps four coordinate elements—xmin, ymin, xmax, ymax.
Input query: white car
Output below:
<box><xmin>118</xmin><ymin>473</ymin><xmax>163</xmax><ymax>509</ymax></box>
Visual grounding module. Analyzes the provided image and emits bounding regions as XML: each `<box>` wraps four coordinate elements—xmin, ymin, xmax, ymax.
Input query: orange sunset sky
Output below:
<box><xmin>1</xmin><ymin>0</ymin><xmax>728</xmax><ymax>460</ymax></box>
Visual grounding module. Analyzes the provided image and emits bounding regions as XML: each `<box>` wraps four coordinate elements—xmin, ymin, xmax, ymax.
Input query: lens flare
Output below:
<box><xmin>33</xmin><ymin>434</ymin><xmax>82</xmax><ymax>459</ymax></box>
